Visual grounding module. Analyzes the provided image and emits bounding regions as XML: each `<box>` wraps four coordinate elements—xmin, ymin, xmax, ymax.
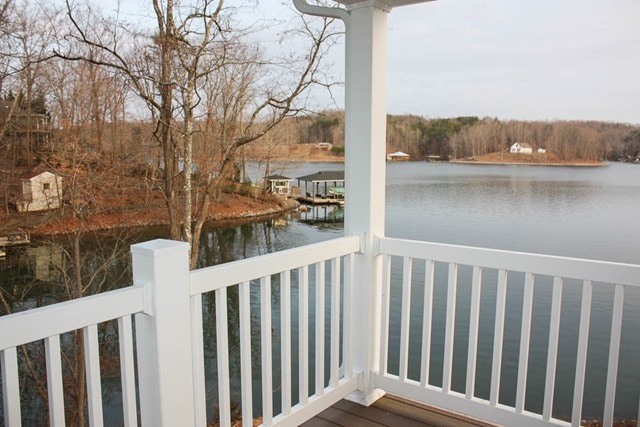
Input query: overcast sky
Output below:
<box><xmin>382</xmin><ymin>0</ymin><xmax>640</xmax><ymax>124</ymax></box>
<box><xmin>113</xmin><ymin>0</ymin><xmax>640</xmax><ymax>124</ymax></box>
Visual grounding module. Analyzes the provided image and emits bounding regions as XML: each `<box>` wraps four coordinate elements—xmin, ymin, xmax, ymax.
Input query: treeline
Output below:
<box><xmin>277</xmin><ymin>111</ymin><xmax>640</xmax><ymax>161</ymax></box>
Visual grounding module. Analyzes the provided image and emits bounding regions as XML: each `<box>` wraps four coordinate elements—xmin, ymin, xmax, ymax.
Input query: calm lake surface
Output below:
<box><xmin>255</xmin><ymin>161</ymin><xmax>640</xmax><ymax>421</ymax></box>
<box><xmin>2</xmin><ymin>161</ymin><xmax>639</xmax><ymax>423</ymax></box>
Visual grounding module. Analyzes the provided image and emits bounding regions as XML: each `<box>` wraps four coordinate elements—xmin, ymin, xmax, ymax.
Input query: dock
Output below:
<box><xmin>0</xmin><ymin>232</ymin><xmax>30</xmax><ymax>256</ymax></box>
<box><xmin>297</xmin><ymin>195</ymin><xmax>344</xmax><ymax>206</ymax></box>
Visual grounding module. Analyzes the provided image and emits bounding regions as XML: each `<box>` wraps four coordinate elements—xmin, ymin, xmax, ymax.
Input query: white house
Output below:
<box><xmin>16</xmin><ymin>171</ymin><xmax>63</xmax><ymax>212</ymax></box>
<box><xmin>266</xmin><ymin>174</ymin><xmax>292</xmax><ymax>196</ymax></box>
<box><xmin>509</xmin><ymin>142</ymin><xmax>533</xmax><ymax>154</ymax></box>
<box><xmin>538</xmin><ymin>148</ymin><xmax>547</xmax><ymax>154</ymax></box>
<box><xmin>386</xmin><ymin>151</ymin><xmax>410</xmax><ymax>161</ymax></box>
<box><xmin>315</xmin><ymin>142</ymin><xmax>333</xmax><ymax>150</ymax></box>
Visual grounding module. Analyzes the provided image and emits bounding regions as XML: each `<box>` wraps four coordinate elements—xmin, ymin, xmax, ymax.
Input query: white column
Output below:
<box><xmin>131</xmin><ymin>239</ymin><xmax>195</xmax><ymax>426</ymax></box>
<box><xmin>344</xmin><ymin>1</ymin><xmax>390</xmax><ymax>406</ymax></box>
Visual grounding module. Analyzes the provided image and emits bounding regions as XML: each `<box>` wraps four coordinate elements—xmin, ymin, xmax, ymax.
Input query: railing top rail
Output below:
<box><xmin>378</xmin><ymin>236</ymin><xmax>640</xmax><ymax>287</ymax></box>
<box><xmin>190</xmin><ymin>235</ymin><xmax>361</xmax><ymax>295</ymax></box>
<box><xmin>0</xmin><ymin>285</ymin><xmax>145</xmax><ymax>350</ymax></box>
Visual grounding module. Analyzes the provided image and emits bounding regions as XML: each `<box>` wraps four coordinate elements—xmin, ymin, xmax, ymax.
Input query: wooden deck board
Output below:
<box><xmin>304</xmin><ymin>394</ymin><xmax>495</xmax><ymax>427</ymax></box>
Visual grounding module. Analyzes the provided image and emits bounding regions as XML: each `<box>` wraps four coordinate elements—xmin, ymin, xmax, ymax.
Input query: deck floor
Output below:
<box><xmin>301</xmin><ymin>394</ymin><xmax>494</xmax><ymax>427</ymax></box>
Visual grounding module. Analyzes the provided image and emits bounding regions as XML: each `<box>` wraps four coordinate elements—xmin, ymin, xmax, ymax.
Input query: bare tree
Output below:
<box><xmin>56</xmin><ymin>0</ymin><xmax>339</xmax><ymax>267</ymax></box>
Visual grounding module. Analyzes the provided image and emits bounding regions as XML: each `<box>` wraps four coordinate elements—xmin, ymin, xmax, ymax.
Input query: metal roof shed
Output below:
<box><xmin>296</xmin><ymin>171</ymin><xmax>345</xmax><ymax>198</ymax></box>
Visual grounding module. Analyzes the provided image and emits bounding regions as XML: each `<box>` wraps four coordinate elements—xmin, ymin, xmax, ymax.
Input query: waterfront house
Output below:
<box><xmin>1</xmin><ymin>1</ymin><xmax>637</xmax><ymax>426</ymax></box>
<box><xmin>15</xmin><ymin>171</ymin><xmax>62</xmax><ymax>212</ymax></box>
<box><xmin>510</xmin><ymin>142</ymin><xmax>533</xmax><ymax>154</ymax></box>
<box><xmin>386</xmin><ymin>151</ymin><xmax>411</xmax><ymax>161</ymax></box>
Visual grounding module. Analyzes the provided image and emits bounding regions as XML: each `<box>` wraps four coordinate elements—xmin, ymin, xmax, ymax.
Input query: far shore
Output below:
<box><xmin>450</xmin><ymin>159</ymin><xmax>607</xmax><ymax>167</ymax></box>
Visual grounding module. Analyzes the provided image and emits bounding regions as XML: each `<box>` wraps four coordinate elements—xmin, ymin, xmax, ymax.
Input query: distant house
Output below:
<box><xmin>509</xmin><ymin>142</ymin><xmax>533</xmax><ymax>154</ymax></box>
<box><xmin>0</xmin><ymin>100</ymin><xmax>51</xmax><ymax>158</ymax></box>
<box><xmin>16</xmin><ymin>171</ymin><xmax>62</xmax><ymax>212</ymax></box>
<box><xmin>386</xmin><ymin>151</ymin><xmax>411</xmax><ymax>161</ymax></box>
<box><xmin>315</xmin><ymin>142</ymin><xmax>333</xmax><ymax>151</ymax></box>
<box><xmin>266</xmin><ymin>175</ymin><xmax>292</xmax><ymax>196</ymax></box>
<box><xmin>537</xmin><ymin>148</ymin><xmax>547</xmax><ymax>154</ymax></box>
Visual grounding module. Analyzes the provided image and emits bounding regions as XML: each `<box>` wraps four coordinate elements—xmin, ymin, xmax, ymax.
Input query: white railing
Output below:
<box><xmin>188</xmin><ymin>235</ymin><xmax>361</xmax><ymax>427</ymax></box>
<box><xmin>2</xmin><ymin>235</ymin><xmax>639</xmax><ymax>426</ymax></box>
<box><xmin>0</xmin><ymin>236</ymin><xmax>361</xmax><ymax>427</ymax></box>
<box><xmin>375</xmin><ymin>236</ymin><xmax>640</xmax><ymax>427</ymax></box>
<box><xmin>0</xmin><ymin>286</ymin><xmax>145</xmax><ymax>426</ymax></box>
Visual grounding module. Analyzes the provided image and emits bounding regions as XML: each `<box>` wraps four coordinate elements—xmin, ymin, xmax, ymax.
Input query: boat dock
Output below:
<box><xmin>0</xmin><ymin>232</ymin><xmax>30</xmax><ymax>256</ymax></box>
<box><xmin>297</xmin><ymin>195</ymin><xmax>344</xmax><ymax>206</ymax></box>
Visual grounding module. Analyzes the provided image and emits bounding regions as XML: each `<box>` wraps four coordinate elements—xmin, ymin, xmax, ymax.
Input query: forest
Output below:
<box><xmin>290</xmin><ymin>110</ymin><xmax>640</xmax><ymax>162</ymax></box>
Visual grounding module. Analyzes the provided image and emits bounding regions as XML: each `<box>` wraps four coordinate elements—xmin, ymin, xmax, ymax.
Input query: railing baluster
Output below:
<box><xmin>571</xmin><ymin>280</ymin><xmax>592</xmax><ymax>427</ymax></box>
<box><xmin>261</xmin><ymin>276</ymin><xmax>273</xmax><ymax>425</ymax></box>
<box><xmin>379</xmin><ymin>254</ymin><xmax>391</xmax><ymax>375</ymax></box>
<box><xmin>281</xmin><ymin>271</ymin><xmax>292</xmax><ymax>415</ymax></box>
<box><xmin>1</xmin><ymin>347</ymin><xmax>21</xmax><ymax>427</ymax></box>
<box><xmin>399</xmin><ymin>257</ymin><xmax>413</xmax><ymax>382</ymax></box>
<box><xmin>343</xmin><ymin>253</ymin><xmax>354</xmax><ymax>378</ymax></box>
<box><xmin>516</xmin><ymin>272</ymin><xmax>535</xmax><ymax>413</ymax></box>
<box><xmin>443</xmin><ymin>263</ymin><xmax>458</xmax><ymax>393</ymax></box>
<box><xmin>239</xmin><ymin>281</ymin><xmax>253</xmax><ymax>427</ymax></box>
<box><xmin>420</xmin><ymin>259</ymin><xmax>435</xmax><ymax>387</ymax></box>
<box><xmin>330</xmin><ymin>257</ymin><xmax>341</xmax><ymax>387</ymax></box>
<box><xmin>490</xmin><ymin>269</ymin><xmax>508</xmax><ymax>407</ymax></box>
<box><xmin>117</xmin><ymin>315</ymin><xmax>137</xmax><ymax>427</ymax></box>
<box><xmin>45</xmin><ymin>335</ymin><xmax>66</xmax><ymax>426</ymax></box>
<box><xmin>216</xmin><ymin>287</ymin><xmax>231</xmax><ymax>427</ymax></box>
<box><xmin>315</xmin><ymin>261</ymin><xmax>325</xmax><ymax>396</ymax></box>
<box><xmin>604</xmin><ymin>284</ymin><xmax>625</xmax><ymax>426</ymax></box>
<box><xmin>299</xmin><ymin>266</ymin><xmax>309</xmax><ymax>405</ymax></box>
<box><xmin>543</xmin><ymin>276</ymin><xmax>563</xmax><ymax>421</ymax></box>
<box><xmin>465</xmin><ymin>266</ymin><xmax>482</xmax><ymax>399</ymax></box>
<box><xmin>191</xmin><ymin>295</ymin><xmax>207</xmax><ymax>427</ymax></box>
<box><xmin>84</xmin><ymin>324</ymin><xmax>104</xmax><ymax>427</ymax></box>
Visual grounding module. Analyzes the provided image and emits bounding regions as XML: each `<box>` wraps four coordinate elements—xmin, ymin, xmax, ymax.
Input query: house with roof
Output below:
<box><xmin>15</xmin><ymin>171</ymin><xmax>62</xmax><ymax>212</ymax></box>
<box><xmin>509</xmin><ymin>142</ymin><xmax>533</xmax><ymax>154</ymax></box>
<box><xmin>0</xmin><ymin>100</ymin><xmax>51</xmax><ymax>161</ymax></box>
<box><xmin>386</xmin><ymin>151</ymin><xmax>410</xmax><ymax>161</ymax></box>
<box><xmin>266</xmin><ymin>174</ymin><xmax>292</xmax><ymax>196</ymax></box>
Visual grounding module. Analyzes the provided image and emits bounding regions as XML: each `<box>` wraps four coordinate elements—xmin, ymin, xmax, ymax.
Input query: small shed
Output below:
<box><xmin>16</xmin><ymin>171</ymin><xmax>62</xmax><ymax>212</ymax></box>
<box><xmin>509</xmin><ymin>143</ymin><xmax>533</xmax><ymax>154</ymax></box>
<box><xmin>266</xmin><ymin>174</ymin><xmax>292</xmax><ymax>195</ymax></box>
<box><xmin>386</xmin><ymin>151</ymin><xmax>410</xmax><ymax>161</ymax></box>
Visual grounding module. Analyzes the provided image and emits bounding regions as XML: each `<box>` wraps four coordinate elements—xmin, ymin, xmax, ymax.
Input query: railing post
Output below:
<box><xmin>343</xmin><ymin>2</ymin><xmax>389</xmax><ymax>406</ymax></box>
<box><xmin>131</xmin><ymin>239</ymin><xmax>195</xmax><ymax>426</ymax></box>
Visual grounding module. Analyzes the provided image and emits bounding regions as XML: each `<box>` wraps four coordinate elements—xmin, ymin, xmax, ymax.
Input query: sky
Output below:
<box><xmin>382</xmin><ymin>0</ymin><xmax>640</xmax><ymax>123</ymax></box>
<box><xmin>105</xmin><ymin>0</ymin><xmax>640</xmax><ymax>124</ymax></box>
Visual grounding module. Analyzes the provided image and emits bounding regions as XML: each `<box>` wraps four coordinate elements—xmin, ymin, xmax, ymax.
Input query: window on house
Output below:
<box><xmin>43</xmin><ymin>183</ymin><xmax>50</xmax><ymax>190</ymax></box>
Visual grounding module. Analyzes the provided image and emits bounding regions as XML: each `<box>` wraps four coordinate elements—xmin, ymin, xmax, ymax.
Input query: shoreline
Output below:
<box><xmin>450</xmin><ymin>160</ymin><xmax>607</xmax><ymax>167</ymax></box>
<box><xmin>19</xmin><ymin>197</ymin><xmax>300</xmax><ymax>237</ymax></box>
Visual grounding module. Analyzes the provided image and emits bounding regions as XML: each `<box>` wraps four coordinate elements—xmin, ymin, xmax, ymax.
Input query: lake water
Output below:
<box><xmin>255</xmin><ymin>160</ymin><xmax>640</xmax><ymax>263</ymax></box>
<box><xmin>252</xmin><ymin>161</ymin><xmax>640</xmax><ymax>421</ymax></box>
<box><xmin>2</xmin><ymin>161</ymin><xmax>640</xmax><ymax>423</ymax></box>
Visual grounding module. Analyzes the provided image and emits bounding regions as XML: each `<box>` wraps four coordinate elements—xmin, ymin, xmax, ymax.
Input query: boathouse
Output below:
<box><xmin>386</xmin><ymin>151</ymin><xmax>410</xmax><ymax>161</ymax></box>
<box><xmin>296</xmin><ymin>170</ymin><xmax>344</xmax><ymax>204</ymax></box>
